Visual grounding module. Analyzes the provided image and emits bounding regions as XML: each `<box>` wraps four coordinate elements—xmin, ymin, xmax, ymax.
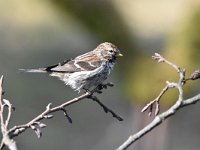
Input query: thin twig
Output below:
<box><xmin>152</xmin><ymin>53</ymin><xmax>186</xmax><ymax>85</ymax></box>
<box><xmin>116</xmin><ymin>53</ymin><xmax>200</xmax><ymax>150</ymax></box>
<box><xmin>88</xmin><ymin>95</ymin><xmax>123</xmax><ymax>121</ymax></box>
<box><xmin>4</xmin><ymin>99</ymin><xmax>13</xmax><ymax>128</ymax></box>
<box><xmin>0</xmin><ymin>76</ymin><xmax>4</xmax><ymax>124</ymax></box>
<box><xmin>152</xmin><ymin>53</ymin><xmax>180</xmax><ymax>73</ymax></box>
<box><xmin>0</xmin><ymin>76</ymin><xmax>4</xmax><ymax>150</ymax></box>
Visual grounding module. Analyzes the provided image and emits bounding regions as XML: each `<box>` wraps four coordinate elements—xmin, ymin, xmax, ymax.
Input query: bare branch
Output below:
<box><xmin>0</xmin><ymin>77</ymin><xmax>122</xmax><ymax>149</ymax></box>
<box><xmin>4</xmin><ymin>99</ymin><xmax>13</xmax><ymax>128</ymax></box>
<box><xmin>7</xmin><ymin>83</ymin><xmax>123</xmax><ymax>140</ymax></box>
<box><xmin>116</xmin><ymin>53</ymin><xmax>200</xmax><ymax>150</ymax></box>
<box><xmin>0</xmin><ymin>76</ymin><xmax>17</xmax><ymax>150</ymax></box>
<box><xmin>0</xmin><ymin>76</ymin><xmax>4</xmax><ymax>124</ymax></box>
<box><xmin>116</xmin><ymin>93</ymin><xmax>200</xmax><ymax>150</ymax></box>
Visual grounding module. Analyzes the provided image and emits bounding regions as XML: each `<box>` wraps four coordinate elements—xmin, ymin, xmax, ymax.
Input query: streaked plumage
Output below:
<box><xmin>20</xmin><ymin>42</ymin><xmax>123</xmax><ymax>92</ymax></box>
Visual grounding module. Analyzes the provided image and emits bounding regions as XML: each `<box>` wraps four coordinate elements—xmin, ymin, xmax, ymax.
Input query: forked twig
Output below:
<box><xmin>142</xmin><ymin>53</ymin><xmax>186</xmax><ymax>116</ymax></box>
<box><xmin>141</xmin><ymin>85</ymin><xmax>168</xmax><ymax>116</ymax></box>
<box><xmin>117</xmin><ymin>53</ymin><xmax>200</xmax><ymax>150</ymax></box>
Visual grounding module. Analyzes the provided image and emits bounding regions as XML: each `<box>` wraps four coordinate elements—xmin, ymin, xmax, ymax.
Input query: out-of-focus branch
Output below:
<box><xmin>116</xmin><ymin>53</ymin><xmax>200</xmax><ymax>150</ymax></box>
<box><xmin>0</xmin><ymin>76</ymin><xmax>17</xmax><ymax>150</ymax></box>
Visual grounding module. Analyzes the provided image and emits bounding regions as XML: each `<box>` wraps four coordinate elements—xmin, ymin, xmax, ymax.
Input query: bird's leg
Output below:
<box><xmin>96</xmin><ymin>87</ymin><xmax>103</xmax><ymax>94</ymax></box>
<box><xmin>83</xmin><ymin>88</ymin><xmax>92</xmax><ymax>95</ymax></box>
<box><xmin>83</xmin><ymin>88</ymin><xmax>88</xmax><ymax>92</ymax></box>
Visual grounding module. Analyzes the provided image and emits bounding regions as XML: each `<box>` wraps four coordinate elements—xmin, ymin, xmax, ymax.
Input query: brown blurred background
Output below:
<box><xmin>0</xmin><ymin>0</ymin><xmax>200</xmax><ymax>150</ymax></box>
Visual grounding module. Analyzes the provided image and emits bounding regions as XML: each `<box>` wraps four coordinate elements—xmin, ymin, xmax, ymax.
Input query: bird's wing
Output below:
<box><xmin>46</xmin><ymin>52</ymin><xmax>102</xmax><ymax>73</ymax></box>
<box><xmin>46</xmin><ymin>59</ymin><xmax>82</xmax><ymax>73</ymax></box>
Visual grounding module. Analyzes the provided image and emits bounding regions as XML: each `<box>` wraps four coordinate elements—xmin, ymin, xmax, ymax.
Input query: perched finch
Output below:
<box><xmin>20</xmin><ymin>42</ymin><xmax>123</xmax><ymax>92</ymax></box>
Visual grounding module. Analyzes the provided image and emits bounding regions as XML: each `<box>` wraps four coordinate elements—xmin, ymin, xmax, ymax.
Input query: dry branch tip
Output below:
<box><xmin>189</xmin><ymin>69</ymin><xmax>200</xmax><ymax>80</ymax></box>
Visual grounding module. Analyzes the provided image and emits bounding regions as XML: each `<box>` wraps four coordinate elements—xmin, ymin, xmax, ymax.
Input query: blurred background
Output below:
<box><xmin>1</xmin><ymin>0</ymin><xmax>200</xmax><ymax>149</ymax></box>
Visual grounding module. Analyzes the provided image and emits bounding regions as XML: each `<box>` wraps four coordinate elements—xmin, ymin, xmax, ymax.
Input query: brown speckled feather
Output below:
<box><xmin>19</xmin><ymin>42</ymin><xmax>122</xmax><ymax>91</ymax></box>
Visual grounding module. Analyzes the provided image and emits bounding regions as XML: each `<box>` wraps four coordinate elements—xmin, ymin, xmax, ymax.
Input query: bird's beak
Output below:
<box><xmin>117</xmin><ymin>51</ymin><xmax>123</xmax><ymax>57</ymax></box>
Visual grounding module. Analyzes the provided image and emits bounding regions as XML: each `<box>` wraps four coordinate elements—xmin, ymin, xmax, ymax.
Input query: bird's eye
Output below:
<box><xmin>109</xmin><ymin>50</ymin><xmax>114</xmax><ymax>53</ymax></box>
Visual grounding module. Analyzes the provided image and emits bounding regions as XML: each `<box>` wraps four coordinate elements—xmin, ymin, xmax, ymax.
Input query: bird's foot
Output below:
<box><xmin>95</xmin><ymin>82</ymin><xmax>114</xmax><ymax>93</ymax></box>
<box><xmin>98</xmin><ymin>82</ymin><xmax>114</xmax><ymax>90</ymax></box>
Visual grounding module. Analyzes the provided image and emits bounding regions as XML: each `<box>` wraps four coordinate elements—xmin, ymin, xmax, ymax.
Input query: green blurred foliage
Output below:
<box><xmin>166</xmin><ymin>8</ymin><xmax>200</xmax><ymax>71</ymax></box>
<box><xmin>121</xmin><ymin>5</ymin><xmax>200</xmax><ymax>106</ymax></box>
<box><xmin>50</xmin><ymin>0</ymin><xmax>132</xmax><ymax>42</ymax></box>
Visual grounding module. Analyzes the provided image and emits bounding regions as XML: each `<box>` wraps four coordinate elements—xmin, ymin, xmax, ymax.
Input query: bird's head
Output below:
<box><xmin>94</xmin><ymin>42</ymin><xmax>123</xmax><ymax>60</ymax></box>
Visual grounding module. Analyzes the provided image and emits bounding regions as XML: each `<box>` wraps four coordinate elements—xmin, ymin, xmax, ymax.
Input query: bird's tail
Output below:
<box><xmin>19</xmin><ymin>68</ymin><xmax>47</xmax><ymax>73</ymax></box>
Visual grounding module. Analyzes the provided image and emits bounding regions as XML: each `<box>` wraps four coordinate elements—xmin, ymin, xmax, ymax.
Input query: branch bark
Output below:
<box><xmin>0</xmin><ymin>80</ymin><xmax>123</xmax><ymax>149</ymax></box>
<box><xmin>0</xmin><ymin>76</ymin><xmax>17</xmax><ymax>150</ymax></box>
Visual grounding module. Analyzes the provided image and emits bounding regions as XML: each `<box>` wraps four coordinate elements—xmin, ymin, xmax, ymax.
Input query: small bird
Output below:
<box><xmin>20</xmin><ymin>42</ymin><xmax>123</xmax><ymax>92</ymax></box>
